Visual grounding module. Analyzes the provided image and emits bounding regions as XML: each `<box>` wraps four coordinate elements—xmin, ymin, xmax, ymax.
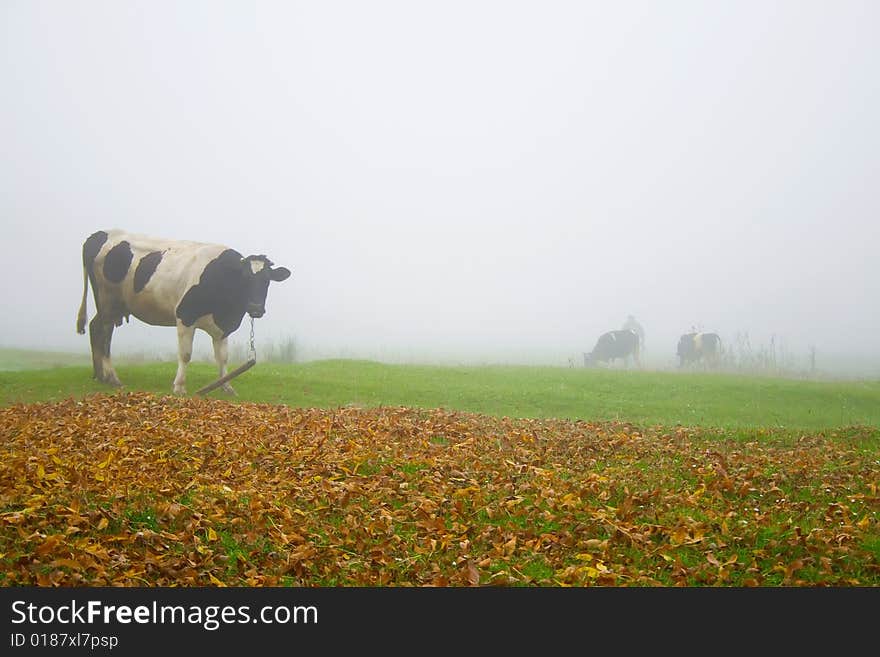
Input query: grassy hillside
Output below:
<box><xmin>1</xmin><ymin>352</ymin><xmax>878</xmax><ymax>430</ymax></box>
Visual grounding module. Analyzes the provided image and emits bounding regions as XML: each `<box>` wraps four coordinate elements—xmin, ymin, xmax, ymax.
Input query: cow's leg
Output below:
<box><xmin>89</xmin><ymin>316</ymin><xmax>122</xmax><ymax>386</ymax></box>
<box><xmin>88</xmin><ymin>317</ymin><xmax>105</xmax><ymax>380</ymax></box>
<box><xmin>100</xmin><ymin>320</ymin><xmax>122</xmax><ymax>386</ymax></box>
<box><xmin>173</xmin><ymin>323</ymin><xmax>195</xmax><ymax>395</ymax></box>
<box><xmin>212</xmin><ymin>335</ymin><xmax>236</xmax><ymax>395</ymax></box>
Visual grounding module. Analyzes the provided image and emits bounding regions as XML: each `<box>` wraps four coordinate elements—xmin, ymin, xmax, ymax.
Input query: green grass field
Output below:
<box><xmin>3</xmin><ymin>348</ymin><xmax>878</xmax><ymax>586</ymax></box>
<box><xmin>2</xmin><ymin>349</ymin><xmax>878</xmax><ymax>430</ymax></box>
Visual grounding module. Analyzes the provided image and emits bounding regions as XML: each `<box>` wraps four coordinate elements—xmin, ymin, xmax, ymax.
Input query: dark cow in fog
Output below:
<box><xmin>677</xmin><ymin>332</ymin><xmax>722</xmax><ymax>368</ymax></box>
<box><xmin>584</xmin><ymin>329</ymin><xmax>641</xmax><ymax>368</ymax></box>
<box><xmin>77</xmin><ymin>229</ymin><xmax>291</xmax><ymax>394</ymax></box>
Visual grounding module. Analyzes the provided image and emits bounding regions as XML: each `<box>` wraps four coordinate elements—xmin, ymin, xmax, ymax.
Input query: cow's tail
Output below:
<box><xmin>76</xmin><ymin>261</ymin><xmax>88</xmax><ymax>334</ymax></box>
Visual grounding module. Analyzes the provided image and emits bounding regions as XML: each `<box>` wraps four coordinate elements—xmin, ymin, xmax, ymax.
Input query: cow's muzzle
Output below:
<box><xmin>247</xmin><ymin>304</ymin><xmax>265</xmax><ymax>318</ymax></box>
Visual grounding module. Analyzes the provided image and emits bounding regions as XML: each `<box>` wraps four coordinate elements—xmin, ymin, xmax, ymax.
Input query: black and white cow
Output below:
<box><xmin>676</xmin><ymin>332</ymin><xmax>722</xmax><ymax>368</ymax></box>
<box><xmin>584</xmin><ymin>329</ymin><xmax>641</xmax><ymax>368</ymax></box>
<box><xmin>76</xmin><ymin>229</ymin><xmax>291</xmax><ymax>394</ymax></box>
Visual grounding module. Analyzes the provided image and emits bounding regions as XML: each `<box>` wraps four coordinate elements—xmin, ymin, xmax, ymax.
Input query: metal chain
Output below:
<box><xmin>248</xmin><ymin>316</ymin><xmax>257</xmax><ymax>362</ymax></box>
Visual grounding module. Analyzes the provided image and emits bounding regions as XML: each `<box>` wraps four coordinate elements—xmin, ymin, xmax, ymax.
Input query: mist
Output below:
<box><xmin>3</xmin><ymin>2</ymin><xmax>878</xmax><ymax>377</ymax></box>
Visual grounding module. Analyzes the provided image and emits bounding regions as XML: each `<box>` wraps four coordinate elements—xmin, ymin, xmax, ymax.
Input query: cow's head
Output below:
<box><xmin>241</xmin><ymin>255</ymin><xmax>291</xmax><ymax>318</ymax></box>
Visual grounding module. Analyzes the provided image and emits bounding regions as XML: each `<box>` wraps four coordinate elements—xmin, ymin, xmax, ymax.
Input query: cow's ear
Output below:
<box><xmin>271</xmin><ymin>266</ymin><xmax>291</xmax><ymax>282</ymax></box>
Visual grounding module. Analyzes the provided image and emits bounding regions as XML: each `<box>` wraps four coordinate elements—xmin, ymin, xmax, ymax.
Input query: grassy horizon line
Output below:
<box><xmin>1</xmin><ymin>351</ymin><xmax>878</xmax><ymax>431</ymax></box>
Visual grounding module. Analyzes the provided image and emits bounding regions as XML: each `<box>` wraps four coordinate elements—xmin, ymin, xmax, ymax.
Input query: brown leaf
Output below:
<box><xmin>465</xmin><ymin>560</ymin><xmax>480</xmax><ymax>586</ymax></box>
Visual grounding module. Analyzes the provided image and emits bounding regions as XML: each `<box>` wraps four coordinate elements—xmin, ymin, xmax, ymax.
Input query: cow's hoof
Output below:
<box><xmin>172</xmin><ymin>386</ymin><xmax>187</xmax><ymax>396</ymax></box>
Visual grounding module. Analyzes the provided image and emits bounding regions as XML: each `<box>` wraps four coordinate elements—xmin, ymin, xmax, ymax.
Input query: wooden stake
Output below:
<box><xmin>194</xmin><ymin>358</ymin><xmax>257</xmax><ymax>396</ymax></box>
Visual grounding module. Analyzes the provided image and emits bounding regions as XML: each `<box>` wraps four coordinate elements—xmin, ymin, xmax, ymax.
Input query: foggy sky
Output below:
<box><xmin>2</xmin><ymin>1</ymin><xmax>878</xmax><ymax>371</ymax></box>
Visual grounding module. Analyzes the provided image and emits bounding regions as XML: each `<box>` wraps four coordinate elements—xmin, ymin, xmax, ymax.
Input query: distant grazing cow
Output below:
<box><xmin>77</xmin><ymin>229</ymin><xmax>291</xmax><ymax>394</ymax></box>
<box><xmin>677</xmin><ymin>332</ymin><xmax>722</xmax><ymax>368</ymax></box>
<box><xmin>584</xmin><ymin>329</ymin><xmax>641</xmax><ymax>368</ymax></box>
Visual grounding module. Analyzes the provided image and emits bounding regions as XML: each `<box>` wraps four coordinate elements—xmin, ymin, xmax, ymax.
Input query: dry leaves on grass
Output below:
<box><xmin>1</xmin><ymin>392</ymin><xmax>877</xmax><ymax>586</ymax></box>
